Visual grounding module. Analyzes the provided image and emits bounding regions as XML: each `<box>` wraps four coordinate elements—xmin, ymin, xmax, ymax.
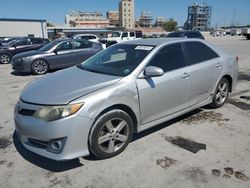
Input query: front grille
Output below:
<box><xmin>12</xmin><ymin>64</ymin><xmax>24</xmax><ymax>69</ymax></box>
<box><xmin>18</xmin><ymin>109</ymin><xmax>36</xmax><ymax>116</ymax></box>
<box><xmin>28</xmin><ymin>138</ymin><xmax>49</xmax><ymax>149</ymax></box>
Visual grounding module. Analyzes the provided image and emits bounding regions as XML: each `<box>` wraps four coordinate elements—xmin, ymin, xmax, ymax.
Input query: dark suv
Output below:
<box><xmin>166</xmin><ymin>31</ymin><xmax>205</xmax><ymax>40</ymax></box>
<box><xmin>0</xmin><ymin>38</ymin><xmax>50</xmax><ymax>64</ymax></box>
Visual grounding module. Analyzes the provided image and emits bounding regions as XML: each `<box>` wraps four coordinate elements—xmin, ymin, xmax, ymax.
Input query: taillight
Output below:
<box><xmin>236</xmin><ymin>56</ymin><xmax>239</xmax><ymax>63</ymax></box>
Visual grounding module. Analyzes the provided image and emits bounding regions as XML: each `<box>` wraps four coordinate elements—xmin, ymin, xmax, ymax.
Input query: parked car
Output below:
<box><xmin>11</xmin><ymin>39</ymin><xmax>103</xmax><ymax>75</ymax></box>
<box><xmin>72</xmin><ymin>34</ymin><xmax>106</xmax><ymax>49</ymax></box>
<box><xmin>99</xmin><ymin>30</ymin><xmax>142</xmax><ymax>47</ymax></box>
<box><xmin>0</xmin><ymin>37</ymin><xmax>19</xmax><ymax>46</ymax></box>
<box><xmin>14</xmin><ymin>38</ymin><xmax>238</xmax><ymax>160</ymax></box>
<box><xmin>166</xmin><ymin>31</ymin><xmax>205</xmax><ymax>40</ymax></box>
<box><xmin>72</xmin><ymin>34</ymin><xmax>99</xmax><ymax>42</ymax></box>
<box><xmin>0</xmin><ymin>38</ymin><xmax>50</xmax><ymax>64</ymax></box>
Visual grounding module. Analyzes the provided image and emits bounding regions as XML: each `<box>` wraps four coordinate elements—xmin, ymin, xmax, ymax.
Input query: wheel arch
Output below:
<box><xmin>32</xmin><ymin>58</ymin><xmax>50</xmax><ymax>70</ymax></box>
<box><xmin>92</xmin><ymin>104</ymin><xmax>138</xmax><ymax>133</ymax></box>
<box><xmin>222</xmin><ymin>74</ymin><xmax>233</xmax><ymax>92</ymax></box>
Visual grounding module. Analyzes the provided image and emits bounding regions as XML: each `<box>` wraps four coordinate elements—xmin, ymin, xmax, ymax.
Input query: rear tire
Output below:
<box><xmin>31</xmin><ymin>60</ymin><xmax>49</xmax><ymax>75</ymax></box>
<box><xmin>0</xmin><ymin>53</ymin><xmax>11</xmax><ymax>64</ymax></box>
<box><xmin>89</xmin><ymin>109</ymin><xmax>134</xmax><ymax>159</ymax></box>
<box><xmin>209</xmin><ymin>78</ymin><xmax>229</xmax><ymax>108</ymax></box>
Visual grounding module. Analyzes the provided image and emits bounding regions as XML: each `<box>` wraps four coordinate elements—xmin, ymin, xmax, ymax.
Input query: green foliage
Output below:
<box><xmin>163</xmin><ymin>18</ymin><xmax>178</xmax><ymax>31</ymax></box>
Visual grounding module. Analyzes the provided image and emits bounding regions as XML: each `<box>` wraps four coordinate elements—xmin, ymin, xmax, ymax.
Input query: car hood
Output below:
<box><xmin>14</xmin><ymin>50</ymin><xmax>47</xmax><ymax>58</ymax></box>
<box><xmin>21</xmin><ymin>66</ymin><xmax>121</xmax><ymax>105</ymax></box>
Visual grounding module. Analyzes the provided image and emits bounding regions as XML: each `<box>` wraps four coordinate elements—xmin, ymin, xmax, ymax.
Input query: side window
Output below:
<box><xmin>14</xmin><ymin>39</ymin><xmax>29</xmax><ymax>46</ymax></box>
<box><xmin>73</xmin><ymin>41</ymin><xmax>93</xmax><ymax>49</ymax></box>
<box><xmin>129</xmin><ymin>32</ymin><xmax>135</xmax><ymax>37</ymax></box>
<box><xmin>122</xmin><ymin>32</ymin><xmax>128</xmax><ymax>38</ymax></box>
<box><xmin>89</xmin><ymin>36</ymin><xmax>97</xmax><ymax>39</ymax></box>
<box><xmin>56</xmin><ymin>41</ymin><xmax>73</xmax><ymax>51</ymax></box>
<box><xmin>148</xmin><ymin>43</ymin><xmax>186</xmax><ymax>72</ymax></box>
<box><xmin>184</xmin><ymin>42</ymin><xmax>219</xmax><ymax>65</ymax></box>
<box><xmin>31</xmin><ymin>38</ymin><xmax>42</xmax><ymax>44</ymax></box>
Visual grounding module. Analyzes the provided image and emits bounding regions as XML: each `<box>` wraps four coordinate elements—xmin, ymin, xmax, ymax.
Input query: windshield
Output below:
<box><xmin>79</xmin><ymin>44</ymin><xmax>155</xmax><ymax>77</ymax></box>
<box><xmin>38</xmin><ymin>41</ymin><xmax>60</xmax><ymax>51</ymax></box>
<box><xmin>111</xmin><ymin>32</ymin><xmax>121</xmax><ymax>38</ymax></box>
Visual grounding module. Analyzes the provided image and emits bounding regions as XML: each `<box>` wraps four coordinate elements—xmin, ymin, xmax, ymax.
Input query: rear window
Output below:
<box><xmin>184</xmin><ymin>42</ymin><xmax>219</xmax><ymax>65</ymax></box>
<box><xmin>185</xmin><ymin>32</ymin><xmax>204</xmax><ymax>39</ymax></box>
<box><xmin>167</xmin><ymin>32</ymin><xmax>183</xmax><ymax>38</ymax></box>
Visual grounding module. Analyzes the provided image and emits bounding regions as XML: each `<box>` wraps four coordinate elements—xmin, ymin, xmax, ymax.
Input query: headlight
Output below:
<box><xmin>33</xmin><ymin>103</ymin><xmax>84</xmax><ymax>122</ymax></box>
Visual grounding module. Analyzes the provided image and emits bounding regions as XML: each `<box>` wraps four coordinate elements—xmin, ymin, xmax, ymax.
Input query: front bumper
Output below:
<box><xmin>14</xmin><ymin>100</ymin><xmax>93</xmax><ymax>161</ymax></box>
<box><xmin>11</xmin><ymin>60</ymin><xmax>32</xmax><ymax>73</ymax></box>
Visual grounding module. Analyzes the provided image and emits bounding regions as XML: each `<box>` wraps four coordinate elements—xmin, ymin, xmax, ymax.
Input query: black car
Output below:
<box><xmin>0</xmin><ymin>38</ymin><xmax>50</xmax><ymax>64</ymax></box>
<box><xmin>166</xmin><ymin>31</ymin><xmax>205</xmax><ymax>40</ymax></box>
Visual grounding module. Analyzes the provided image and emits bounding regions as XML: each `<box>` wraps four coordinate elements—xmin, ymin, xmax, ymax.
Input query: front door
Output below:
<box><xmin>136</xmin><ymin>43</ymin><xmax>190</xmax><ymax>125</ymax></box>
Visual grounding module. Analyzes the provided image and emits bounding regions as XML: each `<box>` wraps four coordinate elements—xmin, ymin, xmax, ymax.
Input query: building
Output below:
<box><xmin>138</xmin><ymin>11</ymin><xmax>153</xmax><ymax>28</ymax></box>
<box><xmin>155</xmin><ymin>17</ymin><xmax>166</xmax><ymax>27</ymax></box>
<box><xmin>184</xmin><ymin>3</ymin><xmax>212</xmax><ymax>31</ymax></box>
<box><xmin>0</xmin><ymin>18</ymin><xmax>47</xmax><ymax>38</ymax></box>
<box><xmin>106</xmin><ymin>11</ymin><xmax>119</xmax><ymax>27</ymax></box>
<box><xmin>119</xmin><ymin>0</ymin><xmax>135</xmax><ymax>29</ymax></box>
<box><xmin>65</xmin><ymin>11</ymin><xmax>110</xmax><ymax>28</ymax></box>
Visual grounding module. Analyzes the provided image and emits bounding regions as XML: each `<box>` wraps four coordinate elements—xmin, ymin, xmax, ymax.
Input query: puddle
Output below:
<box><xmin>222</xmin><ymin>174</ymin><xmax>231</xmax><ymax>179</ymax></box>
<box><xmin>165</xmin><ymin>136</ymin><xmax>206</xmax><ymax>153</ymax></box>
<box><xmin>0</xmin><ymin>138</ymin><xmax>12</xmax><ymax>149</ymax></box>
<box><xmin>0</xmin><ymin>160</ymin><xmax>7</xmax><ymax>165</ymax></box>
<box><xmin>211</xmin><ymin>167</ymin><xmax>249</xmax><ymax>182</ymax></box>
<box><xmin>181</xmin><ymin>111</ymin><xmax>229</xmax><ymax>125</ymax></box>
<box><xmin>156</xmin><ymin>157</ymin><xmax>177</xmax><ymax>169</ymax></box>
<box><xmin>240</xmin><ymin>96</ymin><xmax>250</xmax><ymax>101</ymax></box>
<box><xmin>224</xmin><ymin>167</ymin><xmax>234</xmax><ymax>175</ymax></box>
<box><xmin>11</xmin><ymin>86</ymin><xmax>19</xmax><ymax>89</ymax></box>
<box><xmin>212</xmin><ymin>169</ymin><xmax>221</xmax><ymax>177</ymax></box>
<box><xmin>228</xmin><ymin>99</ymin><xmax>250</xmax><ymax>111</ymax></box>
<box><xmin>235</xmin><ymin>171</ymin><xmax>249</xmax><ymax>182</ymax></box>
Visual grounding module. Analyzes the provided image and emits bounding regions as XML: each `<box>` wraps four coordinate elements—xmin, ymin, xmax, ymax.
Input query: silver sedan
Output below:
<box><xmin>14</xmin><ymin>38</ymin><xmax>238</xmax><ymax>160</ymax></box>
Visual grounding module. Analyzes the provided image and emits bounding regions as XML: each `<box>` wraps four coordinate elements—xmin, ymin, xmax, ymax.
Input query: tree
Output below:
<box><xmin>163</xmin><ymin>18</ymin><xmax>178</xmax><ymax>32</ymax></box>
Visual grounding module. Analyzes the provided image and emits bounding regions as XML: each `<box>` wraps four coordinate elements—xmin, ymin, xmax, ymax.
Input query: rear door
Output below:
<box><xmin>183</xmin><ymin>41</ymin><xmax>222</xmax><ymax>107</ymax></box>
<box><xmin>136</xmin><ymin>43</ymin><xmax>190</xmax><ymax>125</ymax></box>
<box><xmin>71</xmin><ymin>40</ymin><xmax>98</xmax><ymax>65</ymax></box>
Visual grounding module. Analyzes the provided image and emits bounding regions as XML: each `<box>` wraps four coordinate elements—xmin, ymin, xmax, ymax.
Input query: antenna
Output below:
<box><xmin>231</xmin><ymin>8</ymin><xmax>236</xmax><ymax>27</ymax></box>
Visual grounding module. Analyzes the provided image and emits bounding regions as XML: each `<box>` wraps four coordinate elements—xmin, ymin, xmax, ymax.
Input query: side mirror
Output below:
<box><xmin>13</xmin><ymin>44</ymin><xmax>17</xmax><ymax>48</ymax></box>
<box><xmin>144</xmin><ymin>66</ymin><xmax>164</xmax><ymax>77</ymax></box>
<box><xmin>53</xmin><ymin>49</ymin><xmax>58</xmax><ymax>55</ymax></box>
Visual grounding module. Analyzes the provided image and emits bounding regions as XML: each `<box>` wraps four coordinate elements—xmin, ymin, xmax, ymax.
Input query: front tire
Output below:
<box><xmin>31</xmin><ymin>60</ymin><xmax>49</xmax><ymax>75</ymax></box>
<box><xmin>0</xmin><ymin>53</ymin><xmax>11</xmax><ymax>64</ymax></box>
<box><xmin>210</xmin><ymin>78</ymin><xmax>229</xmax><ymax>108</ymax></box>
<box><xmin>89</xmin><ymin>110</ymin><xmax>134</xmax><ymax>159</ymax></box>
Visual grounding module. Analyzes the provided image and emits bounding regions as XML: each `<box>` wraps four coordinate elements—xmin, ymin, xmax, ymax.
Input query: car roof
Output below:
<box><xmin>121</xmin><ymin>38</ymin><xmax>200</xmax><ymax>46</ymax></box>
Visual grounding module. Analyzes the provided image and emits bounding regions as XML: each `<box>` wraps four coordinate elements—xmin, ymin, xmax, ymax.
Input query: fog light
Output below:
<box><xmin>47</xmin><ymin>138</ymin><xmax>67</xmax><ymax>154</ymax></box>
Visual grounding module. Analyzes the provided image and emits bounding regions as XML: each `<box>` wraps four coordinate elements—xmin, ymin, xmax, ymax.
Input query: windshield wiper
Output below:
<box><xmin>77</xmin><ymin>65</ymin><xmax>105</xmax><ymax>74</ymax></box>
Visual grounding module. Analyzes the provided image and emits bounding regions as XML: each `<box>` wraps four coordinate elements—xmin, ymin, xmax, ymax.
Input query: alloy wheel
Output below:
<box><xmin>32</xmin><ymin>60</ymin><xmax>48</xmax><ymax>75</ymax></box>
<box><xmin>0</xmin><ymin>54</ymin><xmax>11</xmax><ymax>64</ymax></box>
<box><xmin>98</xmin><ymin>118</ymin><xmax>129</xmax><ymax>153</ymax></box>
<box><xmin>215</xmin><ymin>81</ymin><xmax>228</xmax><ymax>105</ymax></box>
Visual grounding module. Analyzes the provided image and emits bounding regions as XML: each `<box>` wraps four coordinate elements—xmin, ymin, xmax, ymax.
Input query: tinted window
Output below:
<box><xmin>73</xmin><ymin>40</ymin><xmax>93</xmax><ymax>49</ymax></box>
<box><xmin>30</xmin><ymin>38</ymin><xmax>43</xmax><ymax>44</ymax></box>
<box><xmin>122</xmin><ymin>32</ymin><xmax>128</xmax><ymax>38</ymax></box>
<box><xmin>184</xmin><ymin>42</ymin><xmax>219</xmax><ymax>65</ymax></box>
<box><xmin>13</xmin><ymin>39</ymin><xmax>29</xmax><ymax>46</ymax></box>
<box><xmin>148</xmin><ymin>43</ymin><xmax>186</xmax><ymax>72</ymax></box>
<box><xmin>185</xmin><ymin>32</ymin><xmax>204</xmax><ymax>39</ymax></box>
<box><xmin>135</xmin><ymin>31</ymin><xmax>143</xmax><ymax>38</ymax></box>
<box><xmin>56</xmin><ymin>41</ymin><xmax>73</xmax><ymax>51</ymax></box>
<box><xmin>130</xmin><ymin>32</ymin><xmax>135</xmax><ymax>37</ymax></box>
<box><xmin>166</xmin><ymin>32</ymin><xmax>183</xmax><ymax>38</ymax></box>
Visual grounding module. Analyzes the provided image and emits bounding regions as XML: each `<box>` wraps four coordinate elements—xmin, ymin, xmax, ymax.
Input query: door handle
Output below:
<box><xmin>182</xmin><ymin>72</ymin><xmax>190</xmax><ymax>79</ymax></box>
<box><xmin>216</xmin><ymin>63</ymin><xmax>222</xmax><ymax>68</ymax></box>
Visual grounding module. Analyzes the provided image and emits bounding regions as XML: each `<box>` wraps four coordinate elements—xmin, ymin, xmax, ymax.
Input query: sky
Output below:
<box><xmin>1</xmin><ymin>0</ymin><xmax>250</xmax><ymax>27</ymax></box>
